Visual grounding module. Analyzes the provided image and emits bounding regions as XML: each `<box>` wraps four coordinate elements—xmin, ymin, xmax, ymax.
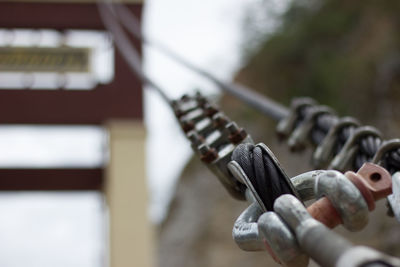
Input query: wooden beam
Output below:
<box><xmin>0</xmin><ymin>2</ymin><xmax>143</xmax><ymax>124</ymax></box>
<box><xmin>0</xmin><ymin>168</ymin><xmax>103</xmax><ymax>191</ymax></box>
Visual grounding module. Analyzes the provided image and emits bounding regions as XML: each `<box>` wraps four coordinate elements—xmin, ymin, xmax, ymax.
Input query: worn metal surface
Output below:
<box><xmin>258</xmin><ymin>212</ymin><xmax>309</xmax><ymax>267</ymax></box>
<box><xmin>232</xmin><ymin>202</ymin><xmax>265</xmax><ymax>251</ymax></box>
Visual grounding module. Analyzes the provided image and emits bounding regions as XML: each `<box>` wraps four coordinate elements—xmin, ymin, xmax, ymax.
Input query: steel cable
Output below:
<box><xmin>232</xmin><ymin>143</ymin><xmax>294</xmax><ymax>210</ymax></box>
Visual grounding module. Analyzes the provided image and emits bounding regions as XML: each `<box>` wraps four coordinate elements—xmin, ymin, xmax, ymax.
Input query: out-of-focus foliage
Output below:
<box><xmin>236</xmin><ymin>0</ymin><xmax>400</xmax><ymax>128</ymax></box>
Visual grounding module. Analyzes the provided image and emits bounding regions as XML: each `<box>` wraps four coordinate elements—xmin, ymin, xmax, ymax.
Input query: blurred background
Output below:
<box><xmin>0</xmin><ymin>0</ymin><xmax>400</xmax><ymax>266</ymax></box>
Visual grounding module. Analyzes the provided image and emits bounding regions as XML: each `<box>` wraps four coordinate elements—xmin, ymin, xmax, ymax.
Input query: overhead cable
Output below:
<box><xmin>97</xmin><ymin>2</ymin><xmax>171</xmax><ymax>104</ymax></box>
<box><xmin>110</xmin><ymin>2</ymin><xmax>289</xmax><ymax>121</ymax></box>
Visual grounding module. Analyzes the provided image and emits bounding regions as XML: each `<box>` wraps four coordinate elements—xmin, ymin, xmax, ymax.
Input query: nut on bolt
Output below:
<box><xmin>187</xmin><ymin>131</ymin><xmax>204</xmax><ymax>146</ymax></box>
<box><xmin>212</xmin><ymin>113</ymin><xmax>230</xmax><ymax>128</ymax></box>
<box><xmin>179</xmin><ymin>118</ymin><xmax>195</xmax><ymax>133</ymax></box>
<box><xmin>204</xmin><ymin>103</ymin><xmax>219</xmax><ymax>117</ymax></box>
<box><xmin>199</xmin><ymin>144</ymin><xmax>218</xmax><ymax>163</ymax></box>
<box><xmin>227</xmin><ymin>122</ymin><xmax>247</xmax><ymax>144</ymax></box>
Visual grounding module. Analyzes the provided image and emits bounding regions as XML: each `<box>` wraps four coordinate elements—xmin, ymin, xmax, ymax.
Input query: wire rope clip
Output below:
<box><xmin>288</xmin><ymin>105</ymin><xmax>335</xmax><ymax>152</ymax></box>
<box><xmin>276</xmin><ymin>97</ymin><xmax>316</xmax><ymax>141</ymax></box>
<box><xmin>329</xmin><ymin>126</ymin><xmax>382</xmax><ymax>171</ymax></box>
<box><xmin>312</xmin><ymin>116</ymin><xmax>360</xmax><ymax>169</ymax></box>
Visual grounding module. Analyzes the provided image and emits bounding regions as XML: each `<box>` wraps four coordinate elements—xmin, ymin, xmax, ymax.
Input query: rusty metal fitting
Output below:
<box><xmin>307</xmin><ymin>163</ymin><xmax>391</xmax><ymax>231</ymax></box>
<box><xmin>204</xmin><ymin>103</ymin><xmax>219</xmax><ymax>117</ymax></box>
<box><xmin>288</xmin><ymin>105</ymin><xmax>335</xmax><ymax>152</ymax></box>
<box><xmin>212</xmin><ymin>113</ymin><xmax>230</xmax><ymax>128</ymax></box>
<box><xmin>179</xmin><ymin>118</ymin><xmax>195</xmax><ymax>133</ymax></box>
<box><xmin>226</xmin><ymin>122</ymin><xmax>247</xmax><ymax>144</ymax></box>
<box><xmin>187</xmin><ymin>131</ymin><xmax>204</xmax><ymax>147</ymax></box>
<box><xmin>194</xmin><ymin>91</ymin><xmax>207</xmax><ymax>106</ymax></box>
<box><xmin>329</xmin><ymin>126</ymin><xmax>382</xmax><ymax>171</ymax></box>
<box><xmin>308</xmin><ymin>170</ymin><xmax>369</xmax><ymax>231</ymax></box>
<box><xmin>198</xmin><ymin>144</ymin><xmax>218</xmax><ymax>163</ymax></box>
<box><xmin>276</xmin><ymin>97</ymin><xmax>316</xmax><ymax>141</ymax></box>
<box><xmin>312</xmin><ymin>117</ymin><xmax>360</xmax><ymax>169</ymax></box>
<box><xmin>345</xmin><ymin>163</ymin><xmax>392</xmax><ymax>211</ymax></box>
<box><xmin>174</xmin><ymin>100</ymin><xmax>200</xmax><ymax>118</ymax></box>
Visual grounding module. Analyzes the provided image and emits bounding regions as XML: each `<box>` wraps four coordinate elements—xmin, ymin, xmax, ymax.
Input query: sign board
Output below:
<box><xmin>0</xmin><ymin>47</ymin><xmax>90</xmax><ymax>72</ymax></box>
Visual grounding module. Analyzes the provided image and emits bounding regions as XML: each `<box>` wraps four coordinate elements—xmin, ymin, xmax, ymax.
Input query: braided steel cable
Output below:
<box><xmin>232</xmin><ymin>143</ymin><xmax>294</xmax><ymax>210</ymax></box>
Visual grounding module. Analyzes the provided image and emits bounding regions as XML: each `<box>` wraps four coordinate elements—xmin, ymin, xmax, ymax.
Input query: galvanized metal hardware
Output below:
<box><xmin>274</xmin><ymin>194</ymin><xmax>400</xmax><ymax>267</ymax></box>
<box><xmin>232</xmin><ymin>163</ymin><xmax>393</xmax><ymax>266</ymax></box>
<box><xmin>388</xmin><ymin>172</ymin><xmax>400</xmax><ymax>223</ymax></box>
<box><xmin>232</xmin><ymin>202</ymin><xmax>265</xmax><ymax>251</ymax></box>
<box><xmin>173</xmin><ymin>93</ymin><xmax>253</xmax><ymax>200</ymax></box>
<box><xmin>288</xmin><ymin>105</ymin><xmax>335</xmax><ymax>152</ymax></box>
<box><xmin>276</xmin><ymin>97</ymin><xmax>316</xmax><ymax>141</ymax></box>
<box><xmin>313</xmin><ymin>117</ymin><xmax>360</xmax><ymax>168</ymax></box>
<box><xmin>329</xmin><ymin>126</ymin><xmax>382</xmax><ymax>172</ymax></box>
<box><xmin>293</xmin><ymin>163</ymin><xmax>392</xmax><ymax>230</ymax></box>
<box><xmin>257</xmin><ymin>212</ymin><xmax>309</xmax><ymax>267</ymax></box>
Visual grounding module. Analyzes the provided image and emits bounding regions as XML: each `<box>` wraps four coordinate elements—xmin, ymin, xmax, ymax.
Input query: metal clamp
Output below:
<box><xmin>372</xmin><ymin>139</ymin><xmax>400</xmax><ymax>166</ymax></box>
<box><xmin>329</xmin><ymin>126</ymin><xmax>382</xmax><ymax>171</ymax></box>
<box><xmin>288</xmin><ymin>106</ymin><xmax>335</xmax><ymax>152</ymax></box>
<box><xmin>276</xmin><ymin>97</ymin><xmax>316</xmax><ymax>141</ymax></box>
<box><xmin>176</xmin><ymin>93</ymin><xmax>253</xmax><ymax>200</ymax></box>
<box><xmin>312</xmin><ymin>117</ymin><xmax>360</xmax><ymax>169</ymax></box>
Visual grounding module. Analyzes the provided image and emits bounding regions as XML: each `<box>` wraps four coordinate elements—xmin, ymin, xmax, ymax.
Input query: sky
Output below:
<box><xmin>0</xmin><ymin>0</ymin><xmax>290</xmax><ymax>266</ymax></box>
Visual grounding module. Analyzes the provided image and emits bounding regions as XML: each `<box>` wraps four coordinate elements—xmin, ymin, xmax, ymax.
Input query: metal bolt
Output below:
<box><xmin>212</xmin><ymin>113</ymin><xmax>230</xmax><ymax>128</ymax></box>
<box><xmin>180</xmin><ymin>94</ymin><xmax>190</xmax><ymax>102</ymax></box>
<box><xmin>187</xmin><ymin>131</ymin><xmax>203</xmax><ymax>146</ymax></box>
<box><xmin>179</xmin><ymin>119</ymin><xmax>195</xmax><ymax>133</ymax></box>
<box><xmin>204</xmin><ymin>103</ymin><xmax>219</xmax><ymax>117</ymax></box>
<box><xmin>199</xmin><ymin>144</ymin><xmax>218</xmax><ymax>163</ymax></box>
<box><xmin>227</xmin><ymin>122</ymin><xmax>247</xmax><ymax>144</ymax></box>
